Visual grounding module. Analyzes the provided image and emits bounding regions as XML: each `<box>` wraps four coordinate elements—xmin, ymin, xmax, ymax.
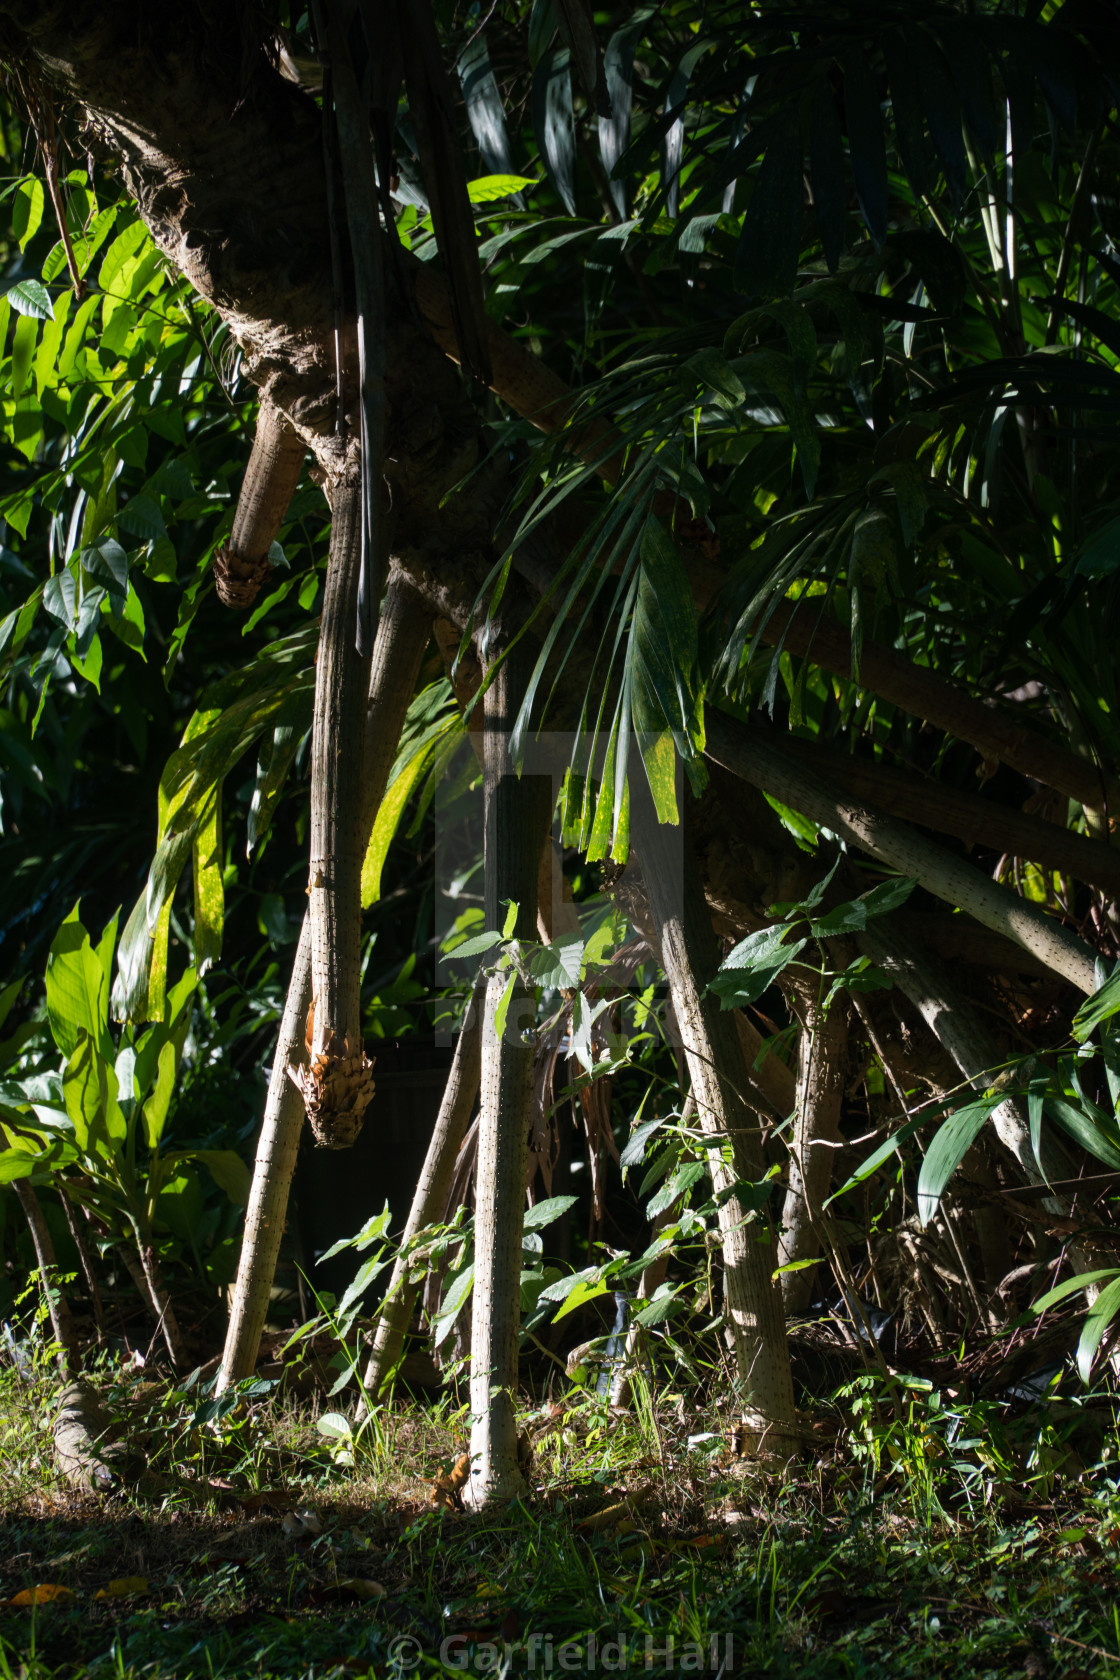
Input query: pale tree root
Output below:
<box><xmin>213</xmin><ymin>402</ymin><xmax>306</xmax><ymax>608</ymax></box>
<box><xmin>14</xmin><ymin>1179</ymin><xmax>76</xmax><ymax>1372</ymax></box>
<box><xmin>631</xmin><ymin>790</ymin><xmax>799</xmax><ymax>1457</ymax></box>
<box><xmin>778</xmin><ymin>998</ymin><xmax>850</xmax><ymax>1317</ymax></box>
<box><xmin>704</xmin><ymin>712</ymin><xmax>1099</xmax><ymax>996</ymax></box>
<box><xmin>465</xmin><ymin>646</ymin><xmax>553</xmax><ymax>1508</ymax></box>
<box><xmin>855</xmin><ymin>919</ymin><xmax>1105</xmax><ymax>1290</ymax></box>
<box><xmin>291</xmin><ymin>469</ymin><xmax>375</xmax><ymax>1147</ymax></box>
<box><xmin>358</xmin><ymin>975</ymin><xmax>485</xmax><ymax>1407</ymax></box>
<box><xmin>218</xmin><ymin>572</ymin><xmax>432</xmax><ymax>1391</ymax></box>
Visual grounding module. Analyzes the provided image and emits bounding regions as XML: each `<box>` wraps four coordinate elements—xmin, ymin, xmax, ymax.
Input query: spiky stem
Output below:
<box><xmin>465</xmin><ymin>649</ymin><xmax>551</xmax><ymax>1507</ymax></box>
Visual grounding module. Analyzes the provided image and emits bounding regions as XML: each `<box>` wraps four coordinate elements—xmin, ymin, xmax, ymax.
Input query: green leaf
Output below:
<box><xmin>523</xmin><ymin>1194</ymin><xmax>577</xmax><ymax>1231</ymax></box>
<box><xmin>1033</xmin><ymin>1268</ymin><xmax>1120</xmax><ymax>1313</ymax></box>
<box><xmin>550</xmin><ymin>1273</ymin><xmax>611</xmax><ymax>1322</ymax></box>
<box><xmin>466</xmin><ymin>174</ymin><xmax>537</xmax><ymax>202</ymax></box>
<box><xmin>361</xmin><ymin>742</ymin><xmax>433</xmax><ymax>907</ymax></box>
<box><xmin>1072</xmin><ymin>964</ymin><xmax>1120</xmax><ymax>1043</ymax></box>
<box><xmin>1045</xmin><ymin>1096</ymin><xmax>1120</xmax><ymax>1173</ymax></box>
<box><xmin>46</xmin><ymin>904</ymin><xmax>110</xmax><ymax>1058</ymax></box>
<box><xmin>7</xmin><ymin>279</ymin><xmax>54</xmax><ymax>320</ymax></box>
<box><xmin>449</xmin><ymin>929</ymin><xmax>504</xmax><ymax>959</ymax></box>
<box><xmin>12</xmin><ymin>177</ymin><xmax>44</xmax><ymax>250</ymax></box>
<box><xmin>191</xmin><ymin>784</ymin><xmax>224</xmax><ymax>974</ymax></box>
<box><xmin>633</xmin><ymin>1285</ymin><xmax>686</xmax><ymax>1327</ymax></box>
<box><xmin>117</xmin><ymin>494</ymin><xmax>167</xmax><ymax>542</ymax></box>
<box><xmin>141</xmin><ymin>1039</ymin><xmax>177</xmax><ymax>1149</ymax></box>
<box><xmin>917</xmin><ymin>1097</ymin><xmax>1000</xmax><ymax>1226</ymax></box>
<box><xmin>1077</xmin><ymin>1276</ymin><xmax>1120</xmax><ymax>1384</ymax></box>
<box><xmin>648</xmin><ymin>1160</ymin><xmax>706</xmax><ymax>1218</ymax></box>
<box><xmin>709</xmin><ymin>926</ymin><xmax>807</xmax><ymax>1008</ymax></box>
<box><xmin>492</xmin><ymin>971</ymin><xmax>518</xmax><ymax>1041</ymax></box>
<box><xmin>501</xmin><ymin>899</ymin><xmax>519</xmax><ymax>940</ymax></box>
<box><xmin>62</xmin><ymin>1032</ymin><xmax>126</xmax><ymax>1160</ymax></box>
<box><xmin>194</xmin><ymin>1149</ymin><xmax>252</xmax><ymax>1206</ymax></box>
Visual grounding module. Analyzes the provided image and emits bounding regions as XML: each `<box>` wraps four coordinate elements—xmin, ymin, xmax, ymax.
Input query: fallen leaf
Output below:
<box><xmin>681</xmin><ymin>1533</ymin><xmax>725</xmax><ymax>1551</ymax></box>
<box><xmin>338</xmin><ymin>1578</ymin><xmax>386</xmax><ymax>1601</ymax></box>
<box><xmin>9</xmin><ymin>1584</ymin><xmax>75</xmax><ymax>1606</ymax></box>
<box><xmin>94</xmin><ymin>1577</ymin><xmax>149</xmax><ymax>1601</ymax></box>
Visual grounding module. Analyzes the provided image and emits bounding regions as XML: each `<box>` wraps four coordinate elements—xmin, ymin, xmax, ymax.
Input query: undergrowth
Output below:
<box><xmin>2</xmin><ymin>1355</ymin><xmax>1120</xmax><ymax>1678</ymax></box>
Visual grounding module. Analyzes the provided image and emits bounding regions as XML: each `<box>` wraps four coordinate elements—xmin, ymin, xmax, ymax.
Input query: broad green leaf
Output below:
<box><xmin>648</xmin><ymin>1160</ymin><xmax>706</xmax><ymax>1217</ymax></box>
<box><xmin>141</xmin><ymin>1040</ymin><xmax>177</xmax><ymax>1149</ymax></box>
<box><xmin>194</xmin><ymin>1149</ymin><xmax>252</xmax><ymax>1206</ymax></box>
<box><xmin>449</xmin><ymin>929</ymin><xmax>504</xmax><ymax>959</ymax></box>
<box><xmin>917</xmin><ymin>1097</ymin><xmax>1000</xmax><ymax>1226</ymax></box>
<box><xmin>62</xmin><ymin>1033</ymin><xmax>126</xmax><ymax>1160</ymax></box>
<box><xmin>46</xmin><ymin>904</ymin><xmax>109</xmax><ymax>1057</ymax></box>
<box><xmin>0</xmin><ymin>978</ymin><xmax>23</xmax><ymax>1038</ymax></box>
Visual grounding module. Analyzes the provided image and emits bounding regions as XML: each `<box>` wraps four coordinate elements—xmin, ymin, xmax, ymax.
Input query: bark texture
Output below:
<box><xmin>632</xmin><ymin>792</ymin><xmax>798</xmax><ymax>1452</ymax></box>
<box><xmin>290</xmin><ymin>470</ymin><xmax>375</xmax><ymax>1146</ymax></box>
<box><xmin>778</xmin><ymin>1000</ymin><xmax>849</xmax><ymax>1315</ymax></box>
<box><xmin>214</xmin><ymin>403</ymin><xmax>306</xmax><ymax>607</ymax></box>
<box><xmin>465</xmin><ymin>649</ymin><xmax>552</xmax><ymax>1507</ymax></box>
<box><xmin>360</xmin><ymin>977</ymin><xmax>485</xmax><ymax>1401</ymax></box>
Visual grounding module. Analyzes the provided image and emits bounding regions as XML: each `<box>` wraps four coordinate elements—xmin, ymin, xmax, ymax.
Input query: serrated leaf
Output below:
<box><xmin>466</xmin><ymin>173</ymin><xmax>538</xmax><ymax>203</ymax></box>
<box><xmin>7</xmin><ymin>279</ymin><xmax>53</xmax><ymax>320</ymax></box>
<box><xmin>523</xmin><ymin>1194</ymin><xmax>578</xmax><ymax>1231</ymax></box>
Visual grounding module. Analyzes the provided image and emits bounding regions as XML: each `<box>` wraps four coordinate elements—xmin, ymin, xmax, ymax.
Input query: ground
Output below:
<box><xmin>3</xmin><ymin>1349</ymin><xmax>1120</xmax><ymax>1680</ymax></box>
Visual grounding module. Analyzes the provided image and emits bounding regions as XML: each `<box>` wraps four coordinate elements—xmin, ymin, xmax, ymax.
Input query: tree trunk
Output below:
<box><xmin>359</xmin><ymin>975</ymin><xmax>485</xmax><ymax>1402</ymax></box>
<box><xmin>290</xmin><ymin>468</ymin><xmax>375</xmax><ymax>1146</ymax></box>
<box><xmin>465</xmin><ymin>649</ymin><xmax>551</xmax><ymax>1507</ymax></box>
<box><xmin>631</xmin><ymin>791</ymin><xmax>798</xmax><ymax>1454</ymax></box>
<box><xmin>705</xmin><ymin>711</ymin><xmax>1099</xmax><ymax>995</ymax></box>
<box><xmin>778</xmin><ymin>998</ymin><xmax>849</xmax><ymax>1316</ymax></box>
<box><xmin>14</xmin><ymin>1180</ymin><xmax>76</xmax><ymax>1372</ymax></box>
<box><xmin>219</xmin><ymin>572</ymin><xmax>431</xmax><ymax>1390</ymax></box>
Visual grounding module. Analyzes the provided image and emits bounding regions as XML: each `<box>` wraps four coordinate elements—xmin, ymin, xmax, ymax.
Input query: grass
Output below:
<box><xmin>2</xmin><ymin>1353</ymin><xmax>1120</xmax><ymax>1678</ymax></box>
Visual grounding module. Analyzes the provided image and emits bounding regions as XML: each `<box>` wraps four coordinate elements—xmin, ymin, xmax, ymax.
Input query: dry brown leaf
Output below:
<box><xmin>9</xmin><ymin>1584</ymin><xmax>75</xmax><ymax>1606</ymax></box>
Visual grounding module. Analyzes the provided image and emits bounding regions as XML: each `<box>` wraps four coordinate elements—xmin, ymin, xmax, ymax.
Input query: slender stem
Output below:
<box><xmin>14</xmin><ymin>1179</ymin><xmax>76</xmax><ymax>1372</ymax></box>
<box><xmin>219</xmin><ymin>574</ymin><xmax>432</xmax><ymax>1390</ymax></box>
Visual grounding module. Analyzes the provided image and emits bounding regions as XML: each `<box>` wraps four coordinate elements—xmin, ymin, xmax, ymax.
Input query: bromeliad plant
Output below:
<box><xmin>0</xmin><ymin>903</ymin><xmax>249</xmax><ymax>1366</ymax></box>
